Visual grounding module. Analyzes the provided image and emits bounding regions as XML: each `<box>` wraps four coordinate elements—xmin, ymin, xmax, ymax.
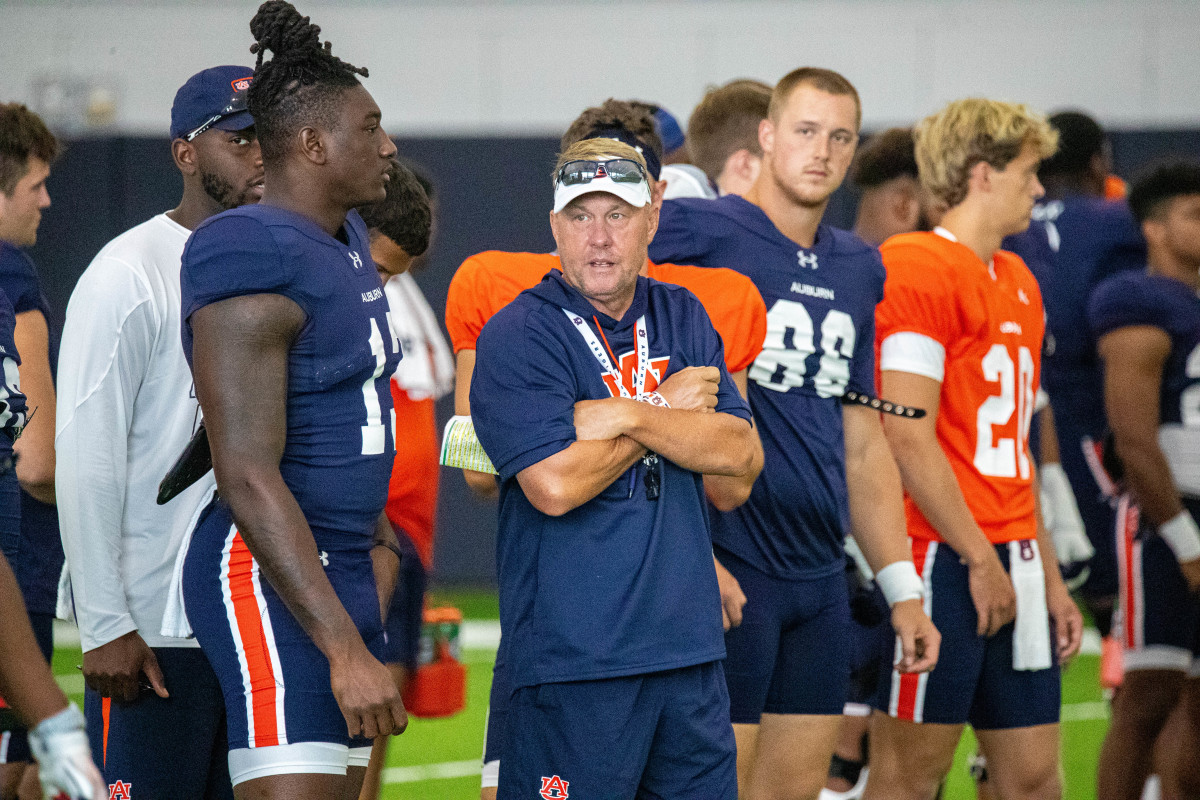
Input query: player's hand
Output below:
<box><xmin>1180</xmin><ymin>557</ymin><xmax>1200</xmax><ymax>593</ymax></box>
<box><xmin>965</xmin><ymin>553</ymin><xmax>1016</xmax><ymax>637</ymax></box>
<box><xmin>714</xmin><ymin>557</ymin><xmax>746</xmax><ymax>630</ymax></box>
<box><xmin>1046</xmin><ymin>576</ymin><xmax>1084</xmax><ymax>663</ymax></box>
<box><xmin>329</xmin><ymin>645</ymin><xmax>408</xmax><ymax>739</ymax></box>
<box><xmin>82</xmin><ymin>630</ymin><xmax>168</xmax><ymax>703</ymax></box>
<box><xmin>28</xmin><ymin>704</ymin><xmax>107</xmax><ymax>800</ymax></box>
<box><xmin>890</xmin><ymin>598</ymin><xmax>940</xmax><ymax>673</ymax></box>
<box><xmin>573</xmin><ymin>398</ymin><xmax>631</xmax><ymax>441</ymax></box>
<box><xmin>655</xmin><ymin>367</ymin><xmax>720</xmax><ymax>413</ymax></box>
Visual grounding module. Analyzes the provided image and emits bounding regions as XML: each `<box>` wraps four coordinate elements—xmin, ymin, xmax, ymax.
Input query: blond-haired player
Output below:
<box><xmin>864</xmin><ymin>99</ymin><xmax>1083</xmax><ymax>800</ymax></box>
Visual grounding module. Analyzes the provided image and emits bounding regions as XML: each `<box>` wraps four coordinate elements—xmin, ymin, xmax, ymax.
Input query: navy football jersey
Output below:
<box><xmin>471</xmin><ymin>271</ymin><xmax>751</xmax><ymax>690</ymax></box>
<box><xmin>181</xmin><ymin>205</ymin><xmax>401</xmax><ymax>547</ymax></box>
<box><xmin>0</xmin><ymin>241</ymin><xmax>63</xmax><ymax>615</ymax></box>
<box><xmin>1090</xmin><ymin>271</ymin><xmax>1200</xmax><ymax>431</ymax></box>
<box><xmin>0</xmin><ymin>289</ymin><xmax>25</xmax><ymax>457</ymax></box>
<box><xmin>650</xmin><ymin>195</ymin><xmax>885</xmax><ymax>579</ymax></box>
<box><xmin>1005</xmin><ymin>196</ymin><xmax>1144</xmax><ymax>440</ymax></box>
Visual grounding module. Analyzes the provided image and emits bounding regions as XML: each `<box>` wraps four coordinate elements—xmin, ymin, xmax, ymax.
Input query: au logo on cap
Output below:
<box><xmin>231</xmin><ymin>77</ymin><xmax>252</xmax><ymax>93</ymax></box>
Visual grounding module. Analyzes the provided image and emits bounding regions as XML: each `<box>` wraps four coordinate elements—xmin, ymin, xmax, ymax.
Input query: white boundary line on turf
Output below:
<box><xmin>53</xmin><ymin>620</ymin><xmax>1093</xmax><ymax>656</ymax></box>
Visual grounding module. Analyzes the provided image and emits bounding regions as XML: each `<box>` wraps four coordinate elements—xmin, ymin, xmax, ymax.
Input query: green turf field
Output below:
<box><xmin>52</xmin><ymin>588</ymin><xmax>1110</xmax><ymax>799</ymax></box>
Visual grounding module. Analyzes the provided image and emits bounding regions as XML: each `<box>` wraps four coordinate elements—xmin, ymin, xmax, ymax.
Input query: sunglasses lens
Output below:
<box><xmin>559</xmin><ymin>160</ymin><xmax>599</xmax><ymax>187</ymax></box>
<box><xmin>605</xmin><ymin>159</ymin><xmax>644</xmax><ymax>184</ymax></box>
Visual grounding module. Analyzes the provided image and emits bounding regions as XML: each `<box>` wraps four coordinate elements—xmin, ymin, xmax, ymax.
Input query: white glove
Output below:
<box><xmin>1040</xmin><ymin>463</ymin><xmax>1095</xmax><ymax>589</ymax></box>
<box><xmin>28</xmin><ymin>703</ymin><xmax>106</xmax><ymax>800</ymax></box>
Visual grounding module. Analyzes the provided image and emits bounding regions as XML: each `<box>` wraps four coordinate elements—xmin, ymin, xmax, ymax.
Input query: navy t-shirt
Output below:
<box><xmin>471</xmin><ymin>271</ymin><xmax>750</xmax><ymax>690</ymax></box>
<box><xmin>649</xmin><ymin>195</ymin><xmax>885</xmax><ymax>579</ymax></box>
<box><xmin>181</xmin><ymin>205</ymin><xmax>401</xmax><ymax>549</ymax></box>
<box><xmin>1005</xmin><ymin>195</ymin><xmax>1144</xmax><ymax>442</ymax></box>
<box><xmin>0</xmin><ymin>241</ymin><xmax>63</xmax><ymax>615</ymax></box>
<box><xmin>1089</xmin><ymin>271</ymin><xmax>1200</xmax><ymax>429</ymax></box>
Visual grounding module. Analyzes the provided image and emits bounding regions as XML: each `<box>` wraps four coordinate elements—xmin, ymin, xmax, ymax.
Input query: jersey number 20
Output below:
<box><xmin>975</xmin><ymin>343</ymin><xmax>1036</xmax><ymax>479</ymax></box>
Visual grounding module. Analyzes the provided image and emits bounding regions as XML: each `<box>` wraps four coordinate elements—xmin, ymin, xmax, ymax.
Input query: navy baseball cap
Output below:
<box><xmin>170</xmin><ymin>66</ymin><xmax>255</xmax><ymax>141</ymax></box>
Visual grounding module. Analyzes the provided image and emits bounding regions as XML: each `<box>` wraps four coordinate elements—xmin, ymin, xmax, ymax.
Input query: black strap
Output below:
<box><xmin>841</xmin><ymin>389</ymin><xmax>927</xmax><ymax>419</ymax></box>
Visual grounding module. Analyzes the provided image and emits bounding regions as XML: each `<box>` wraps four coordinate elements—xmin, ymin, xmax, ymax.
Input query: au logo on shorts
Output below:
<box><xmin>108</xmin><ymin>780</ymin><xmax>133</xmax><ymax>800</ymax></box>
<box><xmin>539</xmin><ymin>775</ymin><xmax>569</xmax><ymax>799</ymax></box>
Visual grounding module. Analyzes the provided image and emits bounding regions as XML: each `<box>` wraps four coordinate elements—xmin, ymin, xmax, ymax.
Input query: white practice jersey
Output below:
<box><xmin>384</xmin><ymin>272</ymin><xmax>453</xmax><ymax>401</ymax></box>
<box><xmin>56</xmin><ymin>213</ymin><xmax>214</xmax><ymax>652</ymax></box>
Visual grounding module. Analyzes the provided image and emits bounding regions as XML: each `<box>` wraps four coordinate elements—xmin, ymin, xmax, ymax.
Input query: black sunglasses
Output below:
<box><xmin>556</xmin><ymin>158</ymin><xmax>647</xmax><ymax>188</ymax></box>
<box><xmin>183</xmin><ymin>89</ymin><xmax>250</xmax><ymax>142</ymax></box>
<box><xmin>642</xmin><ymin>454</ymin><xmax>660</xmax><ymax>501</ymax></box>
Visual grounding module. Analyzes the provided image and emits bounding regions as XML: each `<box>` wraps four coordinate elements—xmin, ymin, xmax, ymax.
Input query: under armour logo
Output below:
<box><xmin>319</xmin><ymin>551</ymin><xmax>329</xmax><ymax>567</ymax></box>
<box><xmin>797</xmin><ymin>251</ymin><xmax>818</xmax><ymax>270</ymax></box>
<box><xmin>540</xmin><ymin>775</ymin><xmax>569</xmax><ymax>799</ymax></box>
<box><xmin>1018</xmin><ymin>288</ymin><xmax>1030</xmax><ymax>305</ymax></box>
<box><xmin>109</xmin><ymin>781</ymin><xmax>133</xmax><ymax>800</ymax></box>
<box><xmin>349</xmin><ymin>251</ymin><xmax>363</xmax><ymax>269</ymax></box>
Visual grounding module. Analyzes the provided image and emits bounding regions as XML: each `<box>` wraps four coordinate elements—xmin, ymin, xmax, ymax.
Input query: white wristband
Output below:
<box><xmin>1159</xmin><ymin>510</ymin><xmax>1200</xmax><ymax>564</ymax></box>
<box><xmin>875</xmin><ymin>560</ymin><xmax>924</xmax><ymax>605</ymax></box>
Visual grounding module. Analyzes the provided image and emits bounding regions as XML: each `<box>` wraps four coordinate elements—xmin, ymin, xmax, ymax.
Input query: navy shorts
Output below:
<box><xmin>873</xmin><ymin>539</ymin><xmax>1061</xmax><ymax>730</ymax></box>
<box><xmin>382</xmin><ymin>528</ymin><xmax>426</xmax><ymax>669</ymax></box>
<box><xmin>183</xmin><ymin>505</ymin><xmax>385</xmax><ymax>765</ymax></box>
<box><xmin>498</xmin><ymin>662</ymin><xmax>736</xmax><ymax>800</ymax></box>
<box><xmin>0</xmin><ymin>611</ymin><xmax>52</xmax><ymax>764</ymax></box>
<box><xmin>1064</xmin><ymin>431</ymin><xmax>1121</xmax><ymax>603</ymax></box>
<box><xmin>846</xmin><ymin>572</ymin><xmax>891</xmax><ymax>706</ymax></box>
<box><xmin>1115</xmin><ymin>495</ymin><xmax>1200</xmax><ymax>674</ymax></box>
<box><xmin>717</xmin><ymin>545</ymin><xmax>851</xmax><ymax>721</ymax></box>
<box><xmin>481</xmin><ymin>657</ymin><xmax>509</xmax><ymax>787</ymax></box>
<box><xmin>84</xmin><ymin>648</ymin><xmax>232</xmax><ymax>800</ymax></box>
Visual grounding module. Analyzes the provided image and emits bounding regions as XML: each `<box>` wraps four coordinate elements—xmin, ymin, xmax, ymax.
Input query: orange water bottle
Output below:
<box><xmin>402</xmin><ymin>606</ymin><xmax>467</xmax><ymax>718</ymax></box>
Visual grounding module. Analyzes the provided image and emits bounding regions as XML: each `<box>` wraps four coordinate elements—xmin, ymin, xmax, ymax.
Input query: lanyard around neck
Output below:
<box><xmin>562</xmin><ymin>309</ymin><xmax>649</xmax><ymax>399</ymax></box>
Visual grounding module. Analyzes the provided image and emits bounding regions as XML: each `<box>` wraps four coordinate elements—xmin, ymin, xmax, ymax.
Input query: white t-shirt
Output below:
<box><xmin>56</xmin><ymin>213</ymin><xmax>215</xmax><ymax>651</ymax></box>
<box><xmin>384</xmin><ymin>272</ymin><xmax>453</xmax><ymax>402</ymax></box>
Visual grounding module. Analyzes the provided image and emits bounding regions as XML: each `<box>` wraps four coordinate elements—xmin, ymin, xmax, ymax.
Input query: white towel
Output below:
<box><xmin>55</xmin><ymin>561</ymin><xmax>75</xmax><ymax>623</ymax></box>
<box><xmin>159</xmin><ymin>485</ymin><xmax>217</xmax><ymax>639</ymax></box>
<box><xmin>1009</xmin><ymin>539</ymin><xmax>1052</xmax><ymax>670</ymax></box>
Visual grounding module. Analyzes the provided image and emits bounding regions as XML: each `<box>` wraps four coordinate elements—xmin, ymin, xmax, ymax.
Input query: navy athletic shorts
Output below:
<box><xmin>717</xmin><ymin>545</ymin><xmax>851</xmax><ymax>721</ymax></box>
<box><xmin>1115</xmin><ymin>495</ymin><xmax>1200</xmax><ymax>675</ymax></box>
<box><xmin>382</xmin><ymin>528</ymin><xmax>426</xmax><ymax>670</ymax></box>
<box><xmin>873</xmin><ymin>538</ymin><xmax>1061</xmax><ymax>730</ymax></box>
<box><xmin>498</xmin><ymin>661</ymin><xmax>736</xmax><ymax>800</ymax></box>
<box><xmin>84</xmin><ymin>647</ymin><xmax>232</xmax><ymax>800</ymax></box>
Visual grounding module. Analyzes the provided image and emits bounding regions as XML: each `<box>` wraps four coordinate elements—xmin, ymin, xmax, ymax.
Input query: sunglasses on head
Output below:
<box><xmin>556</xmin><ymin>158</ymin><xmax>647</xmax><ymax>188</ymax></box>
<box><xmin>183</xmin><ymin>89</ymin><xmax>250</xmax><ymax>142</ymax></box>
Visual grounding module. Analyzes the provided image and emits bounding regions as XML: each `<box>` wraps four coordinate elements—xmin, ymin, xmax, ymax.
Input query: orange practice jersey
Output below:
<box><xmin>444</xmin><ymin>251</ymin><xmax>767</xmax><ymax>374</ymax></box>
<box><xmin>876</xmin><ymin>232</ymin><xmax>1045</xmax><ymax>545</ymax></box>
<box><xmin>386</xmin><ymin>383</ymin><xmax>438</xmax><ymax>568</ymax></box>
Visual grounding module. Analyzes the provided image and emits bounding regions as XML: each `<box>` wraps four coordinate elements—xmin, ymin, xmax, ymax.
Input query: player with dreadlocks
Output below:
<box><xmin>174</xmin><ymin>2</ymin><xmax>404</xmax><ymax>797</ymax></box>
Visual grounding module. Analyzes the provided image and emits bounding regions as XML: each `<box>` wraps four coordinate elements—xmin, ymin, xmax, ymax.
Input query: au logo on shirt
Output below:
<box><xmin>108</xmin><ymin>780</ymin><xmax>133</xmax><ymax>800</ymax></box>
<box><xmin>540</xmin><ymin>775</ymin><xmax>569</xmax><ymax>799</ymax></box>
<box><xmin>601</xmin><ymin>351</ymin><xmax>670</xmax><ymax>398</ymax></box>
<box><xmin>797</xmin><ymin>251</ymin><xmax>818</xmax><ymax>270</ymax></box>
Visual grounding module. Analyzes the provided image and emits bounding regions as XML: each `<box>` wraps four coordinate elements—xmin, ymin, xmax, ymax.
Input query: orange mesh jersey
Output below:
<box><xmin>877</xmin><ymin>231</ymin><xmax>1045</xmax><ymax>544</ymax></box>
<box><xmin>444</xmin><ymin>251</ymin><xmax>767</xmax><ymax>373</ymax></box>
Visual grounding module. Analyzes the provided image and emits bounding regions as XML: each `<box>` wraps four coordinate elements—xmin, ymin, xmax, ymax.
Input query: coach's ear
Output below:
<box><xmin>171</xmin><ymin>139</ymin><xmax>198</xmax><ymax>176</ymax></box>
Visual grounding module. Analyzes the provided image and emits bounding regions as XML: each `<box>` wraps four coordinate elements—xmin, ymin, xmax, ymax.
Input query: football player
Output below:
<box><xmin>865</xmin><ymin>98</ymin><xmax>1082</xmax><ymax>800</ymax></box>
<box><xmin>178</xmin><ymin>4</ymin><xmax>406</xmax><ymax>797</ymax></box>
<box><xmin>648</xmin><ymin>67</ymin><xmax>939</xmax><ymax>800</ymax></box>
<box><xmin>1091</xmin><ymin>161</ymin><xmax>1200</xmax><ymax>800</ymax></box>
